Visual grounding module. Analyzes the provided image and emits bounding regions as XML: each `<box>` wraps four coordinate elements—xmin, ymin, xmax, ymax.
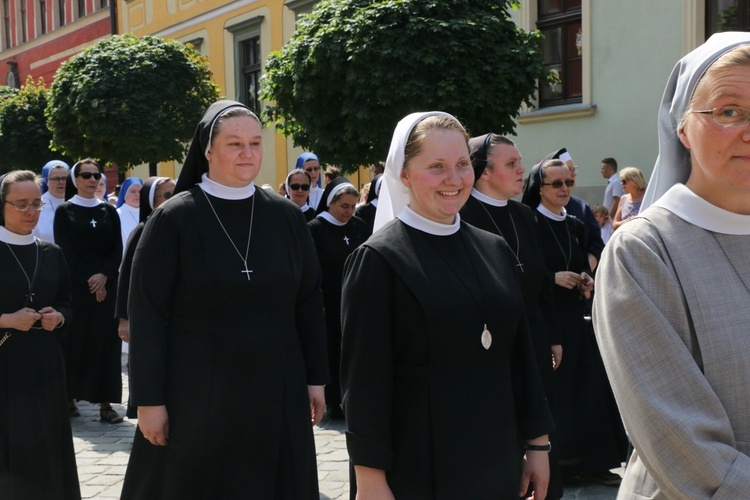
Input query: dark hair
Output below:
<box><xmin>286</xmin><ymin>168</ymin><xmax>312</xmax><ymax>185</ymax></box>
<box><xmin>601</xmin><ymin>157</ymin><xmax>618</xmax><ymax>171</ymax></box>
<box><xmin>330</xmin><ymin>185</ymin><xmax>358</xmax><ymax>205</ymax></box>
<box><xmin>65</xmin><ymin>158</ymin><xmax>102</xmax><ymax>200</ymax></box>
<box><xmin>1</xmin><ymin>170</ymin><xmax>40</xmax><ymax>226</ymax></box>
<box><xmin>324</xmin><ymin>166</ymin><xmax>341</xmax><ymax>181</ymax></box>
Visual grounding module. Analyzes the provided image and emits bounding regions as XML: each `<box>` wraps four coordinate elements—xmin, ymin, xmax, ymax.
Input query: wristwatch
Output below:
<box><xmin>525</xmin><ymin>441</ymin><xmax>552</xmax><ymax>452</ymax></box>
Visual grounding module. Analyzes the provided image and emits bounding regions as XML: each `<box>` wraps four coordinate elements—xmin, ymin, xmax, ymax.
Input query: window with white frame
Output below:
<box><xmin>227</xmin><ymin>17</ymin><xmax>263</xmax><ymax>115</ymax></box>
<box><xmin>537</xmin><ymin>0</ymin><xmax>582</xmax><ymax>107</ymax></box>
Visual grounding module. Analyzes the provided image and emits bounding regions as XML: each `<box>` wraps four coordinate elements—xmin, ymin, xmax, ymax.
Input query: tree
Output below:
<box><xmin>47</xmin><ymin>34</ymin><xmax>221</xmax><ymax>171</ymax></box>
<box><xmin>0</xmin><ymin>77</ymin><xmax>66</xmax><ymax>174</ymax></box>
<box><xmin>261</xmin><ymin>0</ymin><xmax>546</xmax><ymax>172</ymax></box>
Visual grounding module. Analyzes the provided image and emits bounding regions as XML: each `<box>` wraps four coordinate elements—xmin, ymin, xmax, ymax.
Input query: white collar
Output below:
<box><xmin>199</xmin><ymin>173</ymin><xmax>255</xmax><ymax>200</ymax></box>
<box><xmin>42</xmin><ymin>191</ymin><xmax>65</xmax><ymax>204</ymax></box>
<box><xmin>299</xmin><ymin>203</ymin><xmax>311</xmax><ymax>212</ymax></box>
<box><xmin>537</xmin><ymin>204</ymin><xmax>567</xmax><ymax>222</ymax></box>
<box><xmin>370</xmin><ymin>198</ymin><xmax>378</xmax><ymax>207</ymax></box>
<box><xmin>471</xmin><ymin>187</ymin><xmax>508</xmax><ymax>207</ymax></box>
<box><xmin>311</xmin><ymin>185</ymin><xmax>324</xmax><ymax>193</ymax></box>
<box><xmin>316</xmin><ymin>211</ymin><xmax>348</xmax><ymax>226</ymax></box>
<box><xmin>117</xmin><ymin>204</ymin><xmax>139</xmax><ymax>213</ymax></box>
<box><xmin>398</xmin><ymin>205</ymin><xmax>460</xmax><ymax>236</ymax></box>
<box><xmin>651</xmin><ymin>184</ymin><xmax>750</xmax><ymax>235</ymax></box>
<box><xmin>0</xmin><ymin>226</ymin><xmax>36</xmax><ymax>245</ymax></box>
<box><xmin>70</xmin><ymin>195</ymin><xmax>103</xmax><ymax>208</ymax></box>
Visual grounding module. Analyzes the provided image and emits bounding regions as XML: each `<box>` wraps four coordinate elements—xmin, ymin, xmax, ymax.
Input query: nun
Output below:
<box><xmin>121</xmin><ymin>100</ymin><xmax>328</xmax><ymax>499</ymax></box>
<box><xmin>296</xmin><ymin>152</ymin><xmax>324</xmax><ymax>210</ymax></box>
<box><xmin>341</xmin><ymin>111</ymin><xmax>553</xmax><ymax>498</ymax></box>
<box><xmin>53</xmin><ymin>159</ymin><xmax>123</xmax><ymax>422</ymax></box>
<box><xmin>354</xmin><ymin>173</ymin><xmax>382</xmax><ymax>237</ymax></box>
<box><xmin>307</xmin><ymin>177</ymin><xmax>366</xmax><ymax>420</ymax></box>
<box><xmin>116</xmin><ymin>177</ymin><xmax>143</xmax><ymax>255</ymax></box>
<box><xmin>34</xmin><ymin>160</ymin><xmax>69</xmax><ymax>243</ymax></box>
<box><xmin>285</xmin><ymin>168</ymin><xmax>316</xmax><ymax>221</ymax></box>
<box><xmin>593</xmin><ymin>32</ymin><xmax>750</xmax><ymax>497</ymax></box>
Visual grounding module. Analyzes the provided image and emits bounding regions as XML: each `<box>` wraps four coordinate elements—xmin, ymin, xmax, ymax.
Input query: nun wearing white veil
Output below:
<box><xmin>593</xmin><ymin>32</ymin><xmax>750</xmax><ymax>498</ymax></box>
<box><xmin>341</xmin><ymin>111</ymin><xmax>552</xmax><ymax>499</ymax></box>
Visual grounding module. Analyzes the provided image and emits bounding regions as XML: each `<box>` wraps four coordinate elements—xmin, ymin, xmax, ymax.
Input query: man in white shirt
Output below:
<box><xmin>601</xmin><ymin>157</ymin><xmax>623</xmax><ymax>219</ymax></box>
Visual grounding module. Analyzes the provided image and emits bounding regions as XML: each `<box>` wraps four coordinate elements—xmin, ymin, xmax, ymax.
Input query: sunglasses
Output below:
<box><xmin>156</xmin><ymin>191</ymin><xmax>173</xmax><ymax>200</ymax></box>
<box><xmin>289</xmin><ymin>183</ymin><xmax>311</xmax><ymax>191</ymax></box>
<box><xmin>77</xmin><ymin>171</ymin><xmax>102</xmax><ymax>180</ymax></box>
<box><xmin>542</xmin><ymin>179</ymin><xmax>575</xmax><ymax>189</ymax></box>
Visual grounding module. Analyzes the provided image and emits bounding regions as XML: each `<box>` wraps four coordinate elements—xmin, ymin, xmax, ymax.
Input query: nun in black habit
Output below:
<box><xmin>307</xmin><ymin>178</ymin><xmax>366</xmax><ymax>419</ymax></box>
<box><xmin>354</xmin><ymin>173</ymin><xmax>382</xmax><ymax>237</ymax></box>
<box><xmin>121</xmin><ymin>101</ymin><xmax>329</xmax><ymax>499</ymax></box>
<box><xmin>341</xmin><ymin>111</ymin><xmax>553</xmax><ymax>499</ymax></box>
<box><xmin>53</xmin><ymin>159</ymin><xmax>123</xmax><ymax>422</ymax></box>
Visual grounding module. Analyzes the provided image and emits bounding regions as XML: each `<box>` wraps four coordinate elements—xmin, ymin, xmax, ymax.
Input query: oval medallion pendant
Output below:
<box><xmin>481</xmin><ymin>324</ymin><xmax>492</xmax><ymax>350</ymax></box>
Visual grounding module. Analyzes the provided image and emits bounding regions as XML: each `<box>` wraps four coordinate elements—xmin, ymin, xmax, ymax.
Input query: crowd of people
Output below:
<box><xmin>2</xmin><ymin>31</ymin><xmax>750</xmax><ymax>499</ymax></box>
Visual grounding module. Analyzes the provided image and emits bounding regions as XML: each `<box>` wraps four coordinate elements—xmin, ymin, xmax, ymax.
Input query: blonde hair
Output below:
<box><xmin>619</xmin><ymin>166</ymin><xmax>647</xmax><ymax>191</ymax></box>
<box><xmin>403</xmin><ymin>115</ymin><xmax>469</xmax><ymax>169</ymax></box>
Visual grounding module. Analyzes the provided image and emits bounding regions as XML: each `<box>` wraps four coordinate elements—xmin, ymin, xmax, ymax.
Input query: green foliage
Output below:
<box><xmin>261</xmin><ymin>0</ymin><xmax>546</xmax><ymax>172</ymax></box>
<box><xmin>47</xmin><ymin>34</ymin><xmax>221</xmax><ymax>170</ymax></box>
<box><xmin>0</xmin><ymin>77</ymin><xmax>65</xmax><ymax>174</ymax></box>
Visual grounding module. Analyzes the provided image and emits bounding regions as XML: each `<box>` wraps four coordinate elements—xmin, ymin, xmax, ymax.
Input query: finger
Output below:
<box><xmin>519</xmin><ymin>473</ymin><xmax>531</xmax><ymax>497</ymax></box>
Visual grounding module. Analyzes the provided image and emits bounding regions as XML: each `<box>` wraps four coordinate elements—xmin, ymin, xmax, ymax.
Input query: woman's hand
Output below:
<box><xmin>308</xmin><ymin>385</ymin><xmax>325</xmax><ymax>425</ymax></box>
<box><xmin>520</xmin><ymin>437</ymin><xmax>550</xmax><ymax>499</ymax></box>
<box><xmin>578</xmin><ymin>272</ymin><xmax>594</xmax><ymax>298</ymax></box>
<box><xmin>555</xmin><ymin>271</ymin><xmax>581</xmax><ymax>290</ymax></box>
<box><xmin>0</xmin><ymin>308</ymin><xmax>41</xmax><ymax>331</ymax></box>
<box><xmin>88</xmin><ymin>273</ymin><xmax>107</xmax><ymax>294</ymax></box>
<box><xmin>38</xmin><ymin>307</ymin><xmax>64</xmax><ymax>331</ymax></box>
<box><xmin>551</xmin><ymin>344</ymin><xmax>563</xmax><ymax>370</ymax></box>
<box><xmin>354</xmin><ymin>466</ymin><xmax>395</xmax><ymax>500</ymax></box>
<box><xmin>138</xmin><ymin>405</ymin><xmax>169</xmax><ymax>446</ymax></box>
<box><xmin>118</xmin><ymin>318</ymin><xmax>130</xmax><ymax>343</ymax></box>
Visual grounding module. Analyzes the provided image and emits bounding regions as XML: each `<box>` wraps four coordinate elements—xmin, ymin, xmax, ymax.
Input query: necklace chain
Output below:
<box><xmin>5</xmin><ymin>240</ymin><xmax>39</xmax><ymax>303</ymax></box>
<box><xmin>477</xmin><ymin>200</ymin><xmax>524</xmax><ymax>272</ymax></box>
<box><xmin>543</xmin><ymin>216</ymin><xmax>571</xmax><ymax>271</ymax></box>
<box><xmin>202</xmin><ymin>190</ymin><xmax>255</xmax><ymax>280</ymax></box>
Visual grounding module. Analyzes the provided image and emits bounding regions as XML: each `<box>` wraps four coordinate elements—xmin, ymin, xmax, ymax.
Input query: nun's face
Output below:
<box><xmin>539</xmin><ymin>165</ymin><xmax>573</xmax><ymax>213</ymax></box>
<box><xmin>400</xmin><ymin>128</ymin><xmax>473</xmax><ymax>224</ymax></box>
<box><xmin>125</xmin><ymin>183</ymin><xmax>141</xmax><ymax>208</ymax></box>
<box><xmin>153</xmin><ymin>179</ymin><xmax>175</xmax><ymax>209</ymax></box>
<box><xmin>680</xmin><ymin>64</ymin><xmax>750</xmax><ymax>213</ymax></box>
<box><xmin>287</xmin><ymin>173</ymin><xmax>310</xmax><ymax>207</ymax></box>
<box><xmin>95</xmin><ymin>178</ymin><xmax>107</xmax><ymax>200</ymax></box>
<box><xmin>304</xmin><ymin>160</ymin><xmax>321</xmax><ymax>184</ymax></box>
<box><xmin>206</xmin><ymin>116</ymin><xmax>262</xmax><ymax>188</ymax></box>
<box><xmin>328</xmin><ymin>193</ymin><xmax>358</xmax><ymax>224</ymax></box>
<box><xmin>3</xmin><ymin>181</ymin><xmax>42</xmax><ymax>235</ymax></box>
<box><xmin>47</xmin><ymin>167</ymin><xmax>68</xmax><ymax>198</ymax></box>
<box><xmin>76</xmin><ymin>163</ymin><xmax>100</xmax><ymax>199</ymax></box>
<box><xmin>482</xmin><ymin>143</ymin><xmax>525</xmax><ymax>199</ymax></box>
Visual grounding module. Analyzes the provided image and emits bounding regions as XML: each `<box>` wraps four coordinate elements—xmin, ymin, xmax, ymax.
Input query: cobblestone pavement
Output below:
<box><xmin>69</xmin><ymin>361</ymin><xmax>619</xmax><ymax>499</ymax></box>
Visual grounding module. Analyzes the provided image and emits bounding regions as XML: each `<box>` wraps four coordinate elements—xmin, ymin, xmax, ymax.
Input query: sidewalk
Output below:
<box><xmin>69</xmin><ymin>362</ymin><xmax>617</xmax><ymax>499</ymax></box>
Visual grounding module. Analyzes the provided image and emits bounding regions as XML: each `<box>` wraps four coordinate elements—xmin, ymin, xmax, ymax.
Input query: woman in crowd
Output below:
<box><xmin>308</xmin><ymin>177</ymin><xmax>366</xmax><ymax>420</ymax></box>
<box><xmin>594</xmin><ymin>32</ymin><xmax>750</xmax><ymax>497</ymax></box>
<box><xmin>95</xmin><ymin>173</ymin><xmax>108</xmax><ymax>202</ymax></box>
<box><xmin>54</xmin><ymin>159</ymin><xmax>123</xmax><ymax>422</ymax></box>
<box><xmin>296</xmin><ymin>152</ymin><xmax>324</xmax><ymax>210</ymax></box>
<box><xmin>460</xmin><ymin>133</ymin><xmax>563</xmax><ymax>499</ymax></box>
<box><xmin>116</xmin><ymin>177</ymin><xmax>143</xmax><ymax>254</ymax></box>
<box><xmin>0</xmin><ymin>170</ymin><xmax>80</xmax><ymax>498</ymax></box>
<box><xmin>121</xmin><ymin>100</ymin><xmax>328</xmax><ymax>498</ymax></box>
<box><xmin>611</xmin><ymin>166</ymin><xmax>647</xmax><ymax>230</ymax></box>
<box><xmin>341</xmin><ymin>111</ymin><xmax>553</xmax><ymax>498</ymax></box>
<box><xmin>522</xmin><ymin>159</ymin><xmax>627</xmax><ymax>485</ymax></box>
<box><xmin>354</xmin><ymin>174</ymin><xmax>381</xmax><ymax>237</ymax></box>
<box><xmin>592</xmin><ymin>204</ymin><xmax>614</xmax><ymax>245</ymax></box>
<box><xmin>34</xmin><ymin>160</ymin><xmax>70</xmax><ymax>243</ymax></box>
<box><xmin>285</xmin><ymin>168</ymin><xmax>316</xmax><ymax>221</ymax></box>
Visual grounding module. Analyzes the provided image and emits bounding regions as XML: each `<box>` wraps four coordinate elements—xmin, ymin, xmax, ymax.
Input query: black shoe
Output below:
<box><xmin>100</xmin><ymin>406</ymin><xmax>124</xmax><ymax>424</ymax></box>
<box><xmin>576</xmin><ymin>471</ymin><xmax>621</xmax><ymax>486</ymax></box>
<box><xmin>327</xmin><ymin>404</ymin><xmax>345</xmax><ymax>420</ymax></box>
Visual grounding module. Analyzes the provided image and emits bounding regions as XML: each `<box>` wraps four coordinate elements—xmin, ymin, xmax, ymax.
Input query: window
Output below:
<box><xmin>20</xmin><ymin>0</ymin><xmax>27</xmax><ymax>43</ymax></box>
<box><xmin>537</xmin><ymin>0</ymin><xmax>582</xmax><ymax>107</ymax></box>
<box><xmin>77</xmin><ymin>0</ymin><xmax>84</xmax><ymax>18</ymax></box>
<box><xmin>57</xmin><ymin>0</ymin><xmax>64</xmax><ymax>26</ymax></box>
<box><xmin>39</xmin><ymin>0</ymin><xmax>46</xmax><ymax>35</ymax></box>
<box><xmin>99</xmin><ymin>0</ymin><xmax>108</xmax><ymax>9</ymax></box>
<box><xmin>706</xmin><ymin>0</ymin><xmax>750</xmax><ymax>36</ymax></box>
<box><xmin>3</xmin><ymin>0</ymin><xmax>11</xmax><ymax>48</ymax></box>
<box><xmin>227</xmin><ymin>16</ymin><xmax>264</xmax><ymax>115</ymax></box>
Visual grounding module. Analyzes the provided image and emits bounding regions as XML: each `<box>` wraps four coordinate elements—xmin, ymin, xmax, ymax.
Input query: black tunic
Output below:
<box><xmin>460</xmin><ymin>196</ymin><xmax>563</xmax><ymax>498</ymax></box>
<box><xmin>308</xmin><ymin>215</ymin><xmax>367</xmax><ymax>406</ymax></box>
<box><xmin>121</xmin><ymin>187</ymin><xmax>328</xmax><ymax>499</ymax></box>
<box><xmin>0</xmin><ymin>240</ymin><xmax>80</xmax><ymax>499</ymax></box>
<box><xmin>341</xmin><ymin>219</ymin><xmax>553</xmax><ymax>498</ymax></box>
<box><xmin>535</xmin><ymin>213</ymin><xmax>626</xmax><ymax>477</ymax></box>
<box><xmin>301</xmin><ymin>206</ymin><xmax>316</xmax><ymax>222</ymax></box>
<box><xmin>54</xmin><ymin>201</ymin><xmax>122</xmax><ymax>403</ymax></box>
<box><xmin>354</xmin><ymin>203</ymin><xmax>376</xmax><ymax>237</ymax></box>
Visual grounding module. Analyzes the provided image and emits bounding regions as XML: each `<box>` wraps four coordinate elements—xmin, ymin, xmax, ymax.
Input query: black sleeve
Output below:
<box><xmin>116</xmin><ymin>224</ymin><xmax>144</xmax><ymax>319</ymax></box>
<box><xmin>53</xmin><ymin>206</ymin><xmax>84</xmax><ymax>282</ymax></box>
<box><xmin>582</xmin><ymin>203</ymin><xmax>604</xmax><ymax>261</ymax></box>
<box><xmin>54</xmin><ymin>247</ymin><xmax>74</xmax><ymax>338</ymax></box>
<box><xmin>101</xmin><ymin>204</ymin><xmax>123</xmax><ymax>281</ymax></box>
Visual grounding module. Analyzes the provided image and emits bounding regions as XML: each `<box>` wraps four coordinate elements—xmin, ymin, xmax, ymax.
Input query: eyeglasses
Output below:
<box><xmin>542</xmin><ymin>179</ymin><xmax>575</xmax><ymax>189</ymax></box>
<box><xmin>48</xmin><ymin>176</ymin><xmax>67</xmax><ymax>183</ymax></box>
<box><xmin>156</xmin><ymin>191</ymin><xmax>173</xmax><ymax>200</ymax></box>
<box><xmin>77</xmin><ymin>172</ymin><xmax>102</xmax><ymax>180</ymax></box>
<box><xmin>289</xmin><ymin>183</ymin><xmax>311</xmax><ymax>191</ymax></box>
<box><xmin>304</xmin><ymin>167</ymin><xmax>321</xmax><ymax>173</ymax></box>
<box><xmin>5</xmin><ymin>200</ymin><xmax>46</xmax><ymax>212</ymax></box>
<box><xmin>691</xmin><ymin>106</ymin><xmax>750</xmax><ymax>127</ymax></box>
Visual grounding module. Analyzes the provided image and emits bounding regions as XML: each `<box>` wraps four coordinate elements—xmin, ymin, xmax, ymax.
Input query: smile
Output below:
<box><xmin>438</xmin><ymin>190</ymin><xmax>460</xmax><ymax>197</ymax></box>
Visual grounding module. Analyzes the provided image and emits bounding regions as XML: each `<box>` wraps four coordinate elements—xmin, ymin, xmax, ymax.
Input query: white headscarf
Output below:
<box><xmin>373</xmin><ymin>111</ymin><xmax>459</xmax><ymax>233</ymax></box>
<box><xmin>641</xmin><ymin>31</ymin><xmax>750</xmax><ymax>211</ymax></box>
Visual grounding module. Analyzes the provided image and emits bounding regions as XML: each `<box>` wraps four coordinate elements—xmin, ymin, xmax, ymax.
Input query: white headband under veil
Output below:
<box><xmin>641</xmin><ymin>31</ymin><xmax>750</xmax><ymax>211</ymax></box>
<box><xmin>373</xmin><ymin>111</ymin><xmax>459</xmax><ymax>233</ymax></box>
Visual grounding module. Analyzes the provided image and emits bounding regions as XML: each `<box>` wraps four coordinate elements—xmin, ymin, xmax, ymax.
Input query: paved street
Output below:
<box><xmin>69</xmin><ymin>360</ymin><xmax>620</xmax><ymax>498</ymax></box>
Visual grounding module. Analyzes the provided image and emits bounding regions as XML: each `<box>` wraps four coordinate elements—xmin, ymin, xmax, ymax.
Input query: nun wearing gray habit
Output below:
<box><xmin>121</xmin><ymin>100</ymin><xmax>328</xmax><ymax>499</ymax></box>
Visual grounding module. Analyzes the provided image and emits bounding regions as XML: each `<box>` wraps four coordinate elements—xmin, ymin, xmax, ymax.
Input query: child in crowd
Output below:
<box><xmin>592</xmin><ymin>204</ymin><xmax>614</xmax><ymax>245</ymax></box>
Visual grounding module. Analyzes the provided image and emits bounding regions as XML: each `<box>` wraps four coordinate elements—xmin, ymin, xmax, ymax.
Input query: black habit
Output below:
<box><xmin>341</xmin><ymin>219</ymin><xmax>553</xmax><ymax>498</ymax></box>
<box><xmin>0</xmin><ymin>239</ymin><xmax>80</xmax><ymax>499</ymax></box>
<box><xmin>53</xmin><ymin>200</ymin><xmax>123</xmax><ymax>403</ymax></box>
<box><xmin>121</xmin><ymin>187</ymin><xmax>329</xmax><ymax>499</ymax></box>
<box><xmin>308</xmin><ymin>215</ymin><xmax>366</xmax><ymax>407</ymax></box>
